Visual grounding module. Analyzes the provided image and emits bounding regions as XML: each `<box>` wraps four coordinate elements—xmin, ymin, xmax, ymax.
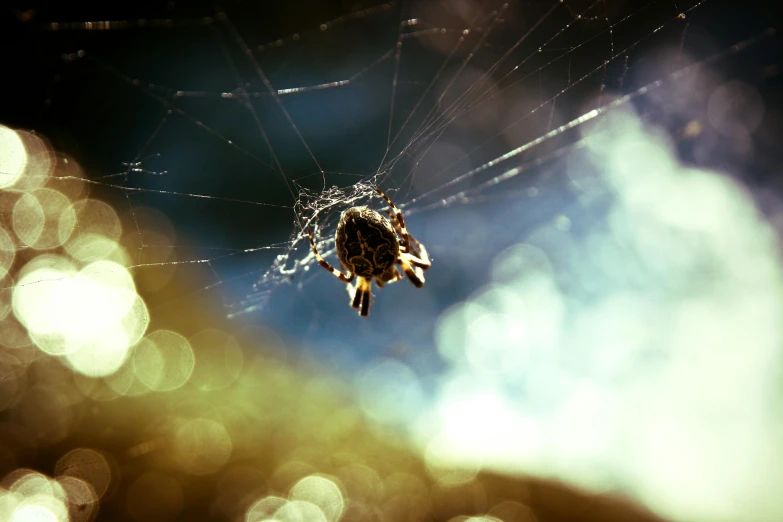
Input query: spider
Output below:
<box><xmin>308</xmin><ymin>188</ymin><xmax>431</xmax><ymax>317</ymax></box>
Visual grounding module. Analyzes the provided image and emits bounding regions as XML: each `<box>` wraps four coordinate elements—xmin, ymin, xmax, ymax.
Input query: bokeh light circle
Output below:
<box><xmin>289</xmin><ymin>475</ymin><xmax>344</xmax><ymax>522</ymax></box>
<box><xmin>133</xmin><ymin>330</ymin><xmax>195</xmax><ymax>391</ymax></box>
<box><xmin>12</xmin><ymin>188</ymin><xmax>75</xmax><ymax>250</ymax></box>
<box><xmin>172</xmin><ymin>418</ymin><xmax>232</xmax><ymax>475</ymax></box>
<box><xmin>189</xmin><ymin>329</ymin><xmax>244</xmax><ymax>391</ymax></box>
<box><xmin>0</xmin><ymin>125</ymin><xmax>27</xmax><ymax>189</ymax></box>
<box><xmin>55</xmin><ymin>448</ymin><xmax>112</xmax><ymax>499</ymax></box>
<box><xmin>246</xmin><ymin>495</ymin><xmax>288</xmax><ymax>522</ymax></box>
<box><xmin>274</xmin><ymin>500</ymin><xmax>327</xmax><ymax>522</ymax></box>
<box><xmin>0</xmin><ymin>226</ymin><xmax>15</xmax><ymax>281</ymax></box>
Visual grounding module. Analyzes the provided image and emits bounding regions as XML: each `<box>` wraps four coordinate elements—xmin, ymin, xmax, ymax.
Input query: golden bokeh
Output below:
<box><xmin>132</xmin><ymin>330</ymin><xmax>195</xmax><ymax>391</ymax></box>
<box><xmin>11</xmin><ymin>192</ymin><xmax>44</xmax><ymax>247</ymax></box>
<box><xmin>61</xmin><ymin>199</ymin><xmax>122</xmax><ymax>257</ymax></box>
<box><xmin>0</xmin><ymin>469</ymin><xmax>71</xmax><ymax>522</ymax></box>
<box><xmin>289</xmin><ymin>475</ymin><xmax>345</xmax><ymax>522</ymax></box>
<box><xmin>54</xmin><ymin>449</ymin><xmax>112</xmax><ymax>500</ymax></box>
<box><xmin>274</xmin><ymin>499</ymin><xmax>328</xmax><ymax>522</ymax></box>
<box><xmin>12</xmin><ymin>188</ymin><xmax>75</xmax><ymax>250</ymax></box>
<box><xmin>189</xmin><ymin>329</ymin><xmax>244</xmax><ymax>391</ymax></box>
<box><xmin>0</xmin><ymin>226</ymin><xmax>15</xmax><ymax>281</ymax></box>
<box><xmin>171</xmin><ymin>417</ymin><xmax>233</xmax><ymax>475</ymax></box>
<box><xmin>66</xmin><ymin>234</ymin><xmax>130</xmax><ymax>266</ymax></box>
<box><xmin>48</xmin><ymin>154</ymin><xmax>88</xmax><ymax>202</ymax></box>
<box><xmin>0</xmin><ymin>314</ymin><xmax>32</xmax><ymax>349</ymax></box>
<box><xmin>56</xmin><ymin>476</ymin><xmax>99</xmax><ymax>522</ymax></box>
<box><xmin>246</xmin><ymin>495</ymin><xmax>288</xmax><ymax>521</ymax></box>
<box><xmin>121</xmin><ymin>206</ymin><xmax>177</xmax><ymax>293</ymax></box>
<box><xmin>12</xmin><ymin>255</ymin><xmax>146</xmax><ymax>376</ymax></box>
<box><xmin>10</xmin><ymin>131</ymin><xmax>53</xmax><ymax>192</ymax></box>
<box><xmin>0</xmin><ymin>125</ymin><xmax>27</xmax><ymax>190</ymax></box>
<box><xmin>0</xmin><ymin>274</ymin><xmax>11</xmax><ymax>320</ymax></box>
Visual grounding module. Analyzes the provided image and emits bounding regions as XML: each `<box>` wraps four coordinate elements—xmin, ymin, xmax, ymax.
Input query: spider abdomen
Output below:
<box><xmin>335</xmin><ymin>206</ymin><xmax>399</xmax><ymax>277</ymax></box>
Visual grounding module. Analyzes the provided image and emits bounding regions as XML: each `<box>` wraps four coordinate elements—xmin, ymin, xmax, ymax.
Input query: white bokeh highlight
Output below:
<box><xmin>422</xmin><ymin>109</ymin><xmax>783</xmax><ymax>522</ymax></box>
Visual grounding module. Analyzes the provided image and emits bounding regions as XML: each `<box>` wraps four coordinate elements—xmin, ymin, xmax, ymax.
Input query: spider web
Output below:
<box><xmin>7</xmin><ymin>0</ymin><xmax>769</xmax><ymax>321</ymax></box>
<box><xmin>0</xmin><ymin>0</ymin><xmax>773</xmax><ymax>354</ymax></box>
<box><xmin>3</xmin><ymin>1</ymin><xmax>782</xmax><ymax>519</ymax></box>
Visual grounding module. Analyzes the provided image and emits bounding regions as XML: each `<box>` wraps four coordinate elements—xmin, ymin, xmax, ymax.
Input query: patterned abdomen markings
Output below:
<box><xmin>335</xmin><ymin>207</ymin><xmax>399</xmax><ymax>278</ymax></box>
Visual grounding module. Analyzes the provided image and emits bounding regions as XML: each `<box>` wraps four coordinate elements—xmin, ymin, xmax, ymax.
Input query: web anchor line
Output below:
<box><xmin>402</xmin><ymin>4</ymin><xmax>765</xmax><ymax>211</ymax></box>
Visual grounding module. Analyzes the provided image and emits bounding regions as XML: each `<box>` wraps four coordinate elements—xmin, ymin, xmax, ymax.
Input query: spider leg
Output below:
<box><xmin>402</xmin><ymin>242</ymin><xmax>431</xmax><ymax>270</ymax></box>
<box><xmin>384</xmin><ymin>207</ymin><xmax>429</xmax><ymax>268</ymax></box>
<box><xmin>398</xmin><ymin>259</ymin><xmax>425</xmax><ymax>288</ymax></box>
<box><xmin>385</xmin><ymin>209</ymin><xmax>402</xmax><ymax>235</ymax></box>
<box><xmin>350</xmin><ymin>277</ymin><xmax>372</xmax><ymax>316</ymax></box>
<box><xmin>351</xmin><ymin>280</ymin><xmax>362</xmax><ymax>309</ymax></box>
<box><xmin>384</xmin><ymin>208</ymin><xmax>413</xmax><ymax>252</ymax></box>
<box><xmin>406</xmin><ymin>232</ymin><xmax>426</xmax><ymax>258</ymax></box>
<box><xmin>361</xmin><ymin>285</ymin><xmax>371</xmax><ymax>317</ymax></box>
<box><xmin>397</xmin><ymin>228</ymin><xmax>431</xmax><ymax>270</ymax></box>
<box><xmin>308</xmin><ymin>229</ymin><xmax>354</xmax><ymax>283</ymax></box>
<box><xmin>376</xmin><ymin>188</ymin><xmax>412</xmax><ymax>251</ymax></box>
<box><xmin>375</xmin><ymin>265</ymin><xmax>403</xmax><ymax>288</ymax></box>
<box><xmin>377</xmin><ymin>188</ymin><xmax>430</xmax><ymax>288</ymax></box>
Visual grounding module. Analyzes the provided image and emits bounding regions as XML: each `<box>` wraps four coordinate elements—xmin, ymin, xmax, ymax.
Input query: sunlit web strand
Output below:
<box><xmin>381</xmin><ymin>2</ymin><xmax>514</xmax><ymax>182</ymax></box>
<box><xmin>63</xmin><ymin>3</ymin><xmax>398</xmax><ymax>101</ymax></box>
<box><xmin>397</xmin><ymin>0</ymin><xmax>558</xmax><ymax>150</ymax></box>
<box><xmin>400</xmin><ymin>1</ymin><xmax>709</xmax><ymax>208</ymax></box>
<box><xmin>392</xmin><ymin>0</ymin><xmax>679</xmax><ymax>187</ymax></box>
<box><xmin>48</xmin><ymin>176</ymin><xmax>288</xmax><ymax>208</ymax></box>
<box><xmin>97</xmin><ymin>102</ymin><xmax>172</xmax><ymax>181</ymax></box>
<box><xmin>387</xmin><ymin>0</ymin><xmax>573</xmax><ymax>170</ymax></box>
<box><xmin>29</xmin><ymin>1</ymin><xmax>397</xmax><ymax>37</ymax></box>
<box><xmin>465</xmin><ymin>0</ymin><xmax>624</xmax><ymax>110</ymax></box>
<box><xmin>119</xmin><ymin>48</ymin><xmax>395</xmax><ymax>100</ymax></box>
<box><xmin>139</xmin><ymin>244</ymin><xmax>289</xmax><ymax>252</ymax></box>
<box><xmin>84</xmin><ymin>55</ymin><xmax>277</xmax><ymax>173</ymax></box>
<box><xmin>404</xmin><ymin>27</ymin><xmax>776</xmax><ymax>214</ymax></box>
<box><xmin>407</xmin><ymin>135</ymin><xmax>588</xmax><ymax>215</ymax></box>
<box><xmin>211</xmin><ymin>24</ymin><xmax>297</xmax><ymax>207</ymax></box>
<box><xmin>126</xmin><ymin>243</ymin><xmax>288</xmax><ymax>270</ymax></box>
<box><xmin>101</xmin><ymin>165</ymin><xmax>167</xmax><ymax>180</ymax></box>
<box><xmin>292</xmin><ymin>170</ymin><xmax>370</xmax><ymax>182</ymax></box>
<box><xmin>377</xmin><ymin>6</ymin><xmax>499</xmax><ymax>182</ymax></box>
<box><xmin>393</xmin><ymin>0</ymin><xmax>595</xmax><ymax>157</ymax></box>
<box><xmin>122</xmin><ymin>184</ymin><xmax>290</xmax><ymax>263</ymax></box>
<box><xmin>378</xmin><ymin>9</ymin><xmax>409</xmax><ymax>175</ymax></box>
<box><xmin>276</xmin><ymin>49</ymin><xmax>397</xmax><ymax>95</ymax></box>
<box><xmin>44</xmin><ymin>0</ymin><xmax>632</xmax><ymax>198</ymax></box>
<box><xmin>382</xmin><ymin>0</ymin><xmax>613</xmax><ymax>197</ymax></box>
<box><xmin>52</xmin><ymin>1</ymin><xmax>523</xmax><ymax>201</ymax></box>
<box><xmin>393</xmin><ymin>9</ymin><xmax>578</xmax><ymax>196</ymax></box>
<box><xmin>125</xmin><ymin>191</ymin><xmax>145</xmax><ymax>265</ymax></box>
<box><xmin>388</xmin><ymin>0</ymin><xmax>635</xmax><ymax>190</ymax></box>
<box><xmin>40</xmin><ymin>18</ymin><xmax>216</xmax><ymax>31</ymax></box>
<box><xmin>484</xmin><ymin>0</ymin><xmax>661</xmax><ymax>103</ymax></box>
<box><xmin>216</xmin><ymin>9</ymin><xmax>327</xmax><ymax>191</ymax></box>
<box><xmin>254</xmin><ymin>1</ymin><xmax>398</xmax><ymax>53</ymax></box>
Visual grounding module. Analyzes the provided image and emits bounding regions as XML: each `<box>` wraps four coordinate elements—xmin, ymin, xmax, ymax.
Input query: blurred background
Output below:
<box><xmin>1</xmin><ymin>0</ymin><xmax>782</xmax><ymax>521</ymax></box>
